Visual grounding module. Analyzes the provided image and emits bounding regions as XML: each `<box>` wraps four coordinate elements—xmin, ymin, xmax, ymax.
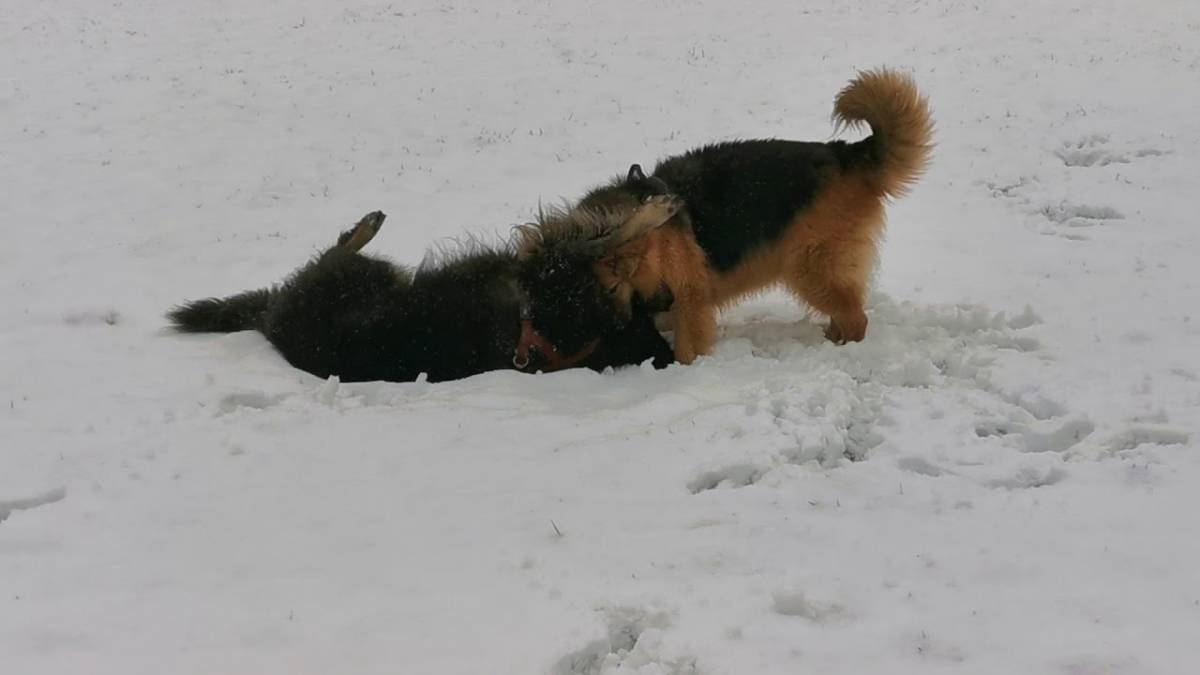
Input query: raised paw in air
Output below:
<box><xmin>336</xmin><ymin>210</ymin><xmax>387</xmax><ymax>252</ymax></box>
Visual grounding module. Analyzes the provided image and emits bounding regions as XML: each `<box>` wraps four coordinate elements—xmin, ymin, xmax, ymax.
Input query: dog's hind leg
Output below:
<box><xmin>336</xmin><ymin>211</ymin><xmax>387</xmax><ymax>252</ymax></box>
<box><xmin>784</xmin><ymin>236</ymin><xmax>876</xmax><ymax>344</ymax></box>
<box><xmin>781</xmin><ymin>178</ymin><xmax>886</xmax><ymax>344</ymax></box>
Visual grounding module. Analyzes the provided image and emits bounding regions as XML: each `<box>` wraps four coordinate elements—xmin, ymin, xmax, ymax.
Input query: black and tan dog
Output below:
<box><xmin>168</xmin><ymin>198</ymin><xmax>680</xmax><ymax>383</ymax></box>
<box><xmin>574</xmin><ymin>68</ymin><xmax>934</xmax><ymax>363</ymax></box>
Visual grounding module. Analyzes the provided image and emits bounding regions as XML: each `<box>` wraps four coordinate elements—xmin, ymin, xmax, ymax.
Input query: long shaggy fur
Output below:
<box><xmin>576</xmin><ymin>67</ymin><xmax>934</xmax><ymax>363</ymax></box>
<box><xmin>168</xmin><ymin>207</ymin><xmax>676</xmax><ymax>383</ymax></box>
<box><xmin>168</xmin><ymin>288</ymin><xmax>271</xmax><ymax>333</ymax></box>
<box><xmin>512</xmin><ymin>194</ymin><xmax>678</xmax><ymax>261</ymax></box>
<box><xmin>833</xmin><ymin>68</ymin><xmax>934</xmax><ymax>198</ymax></box>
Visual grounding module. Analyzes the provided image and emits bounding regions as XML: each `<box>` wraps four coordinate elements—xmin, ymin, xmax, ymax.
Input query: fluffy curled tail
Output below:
<box><xmin>833</xmin><ymin>68</ymin><xmax>933</xmax><ymax>199</ymax></box>
<box><xmin>167</xmin><ymin>288</ymin><xmax>270</xmax><ymax>333</ymax></box>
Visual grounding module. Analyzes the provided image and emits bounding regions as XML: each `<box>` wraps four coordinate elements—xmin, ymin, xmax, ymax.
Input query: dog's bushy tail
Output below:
<box><xmin>833</xmin><ymin>68</ymin><xmax>933</xmax><ymax>199</ymax></box>
<box><xmin>167</xmin><ymin>288</ymin><xmax>270</xmax><ymax>333</ymax></box>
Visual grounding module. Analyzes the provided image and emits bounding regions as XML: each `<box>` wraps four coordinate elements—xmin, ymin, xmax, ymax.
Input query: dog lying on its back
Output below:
<box><xmin>571</xmin><ymin>68</ymin><xmax>934</xmax><ymax>363</ymax></box>
<box><xmin>168</xmin><ymin>198</ymin><xmax>680</xmax><ymax>383</ymax></box>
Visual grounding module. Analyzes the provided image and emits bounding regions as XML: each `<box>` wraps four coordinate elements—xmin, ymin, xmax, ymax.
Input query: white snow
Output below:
<box><xmin>3</xmin><ymin>1</ymin><xmax>1199</xmax><ymax>673</ymax></box>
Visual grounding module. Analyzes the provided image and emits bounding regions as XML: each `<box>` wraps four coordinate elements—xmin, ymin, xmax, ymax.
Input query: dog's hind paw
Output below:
<box><xmin>336</xmin><ymin>210</ymin><xmax>387</xmax><ymax>252</ymax></box>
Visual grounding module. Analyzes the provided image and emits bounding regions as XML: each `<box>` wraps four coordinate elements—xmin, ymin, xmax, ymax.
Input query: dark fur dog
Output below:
<box><xmin>575</xmin><ymin>68</ymin><xmax>934</xmax><ymax>363</ymax></box>
<box><xmin>168</xmin><ymin>200</ymin><xmax>680</xmax><ymax>383</ymax></box>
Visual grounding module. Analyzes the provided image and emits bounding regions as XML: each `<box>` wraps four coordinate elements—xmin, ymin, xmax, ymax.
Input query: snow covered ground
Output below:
<box><xmin>3</xmin><ymin>1</ymin><xmax>1199</xmax><ymax>673</ymax></box>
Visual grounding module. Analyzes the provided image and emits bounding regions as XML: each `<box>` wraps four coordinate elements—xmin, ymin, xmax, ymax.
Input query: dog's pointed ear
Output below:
<box><xmin>627</xmin><ymin>163</ymin><xmax>647</xmax><ymax>182</ymax></box>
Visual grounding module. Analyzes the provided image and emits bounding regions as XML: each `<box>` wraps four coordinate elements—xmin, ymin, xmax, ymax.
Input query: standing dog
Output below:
<box><xmin>579</xmin><ymin>68</ymin><xmax>934</xmax><ymax>363</ymax></box>
<box><xmin>168</xmin><ymin>198</ymin><xmax>679</xmax><ymax>383</ymax></box>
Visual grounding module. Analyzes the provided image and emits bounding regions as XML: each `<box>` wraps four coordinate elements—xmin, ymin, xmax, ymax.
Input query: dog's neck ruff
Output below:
<box><xmin>512</xmin><ymin>298</ymin><xmax>599</xmax><ymax>373</ymax></box>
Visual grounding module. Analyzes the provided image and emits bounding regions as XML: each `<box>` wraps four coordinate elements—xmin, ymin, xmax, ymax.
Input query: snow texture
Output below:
<box><xmin>2</xmin><ymin>1</ymin><xmax>1199</xmax><ymax>674</ymax></box>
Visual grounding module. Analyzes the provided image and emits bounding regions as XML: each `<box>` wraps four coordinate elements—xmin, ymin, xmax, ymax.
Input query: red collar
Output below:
<box><xmin>512</xmin><ymin>301</ymin><xmax>599</xmax><ymax>373</ymax></box>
